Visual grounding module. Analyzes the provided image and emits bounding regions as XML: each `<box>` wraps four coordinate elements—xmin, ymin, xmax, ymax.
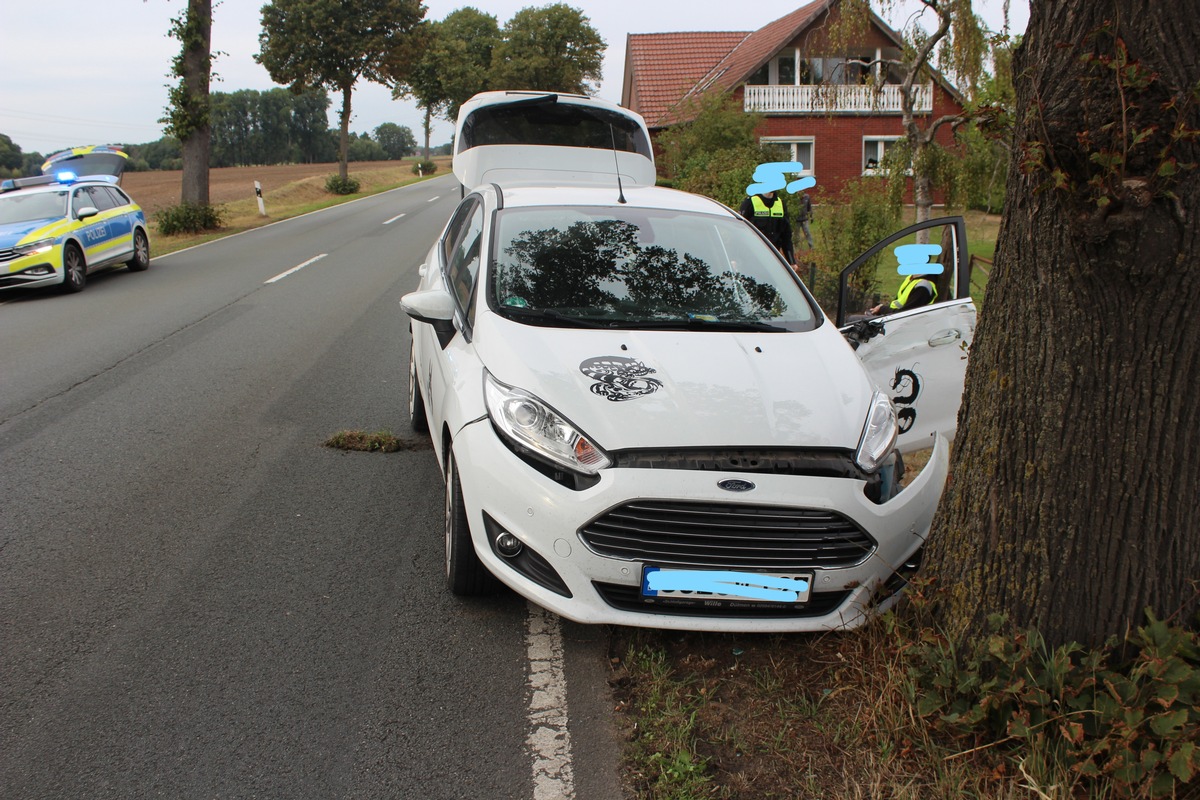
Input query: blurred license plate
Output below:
<box><xmin>641</xmin><ymin>567</ymin><xmax>813</xmax><ymax>604</ymax></box>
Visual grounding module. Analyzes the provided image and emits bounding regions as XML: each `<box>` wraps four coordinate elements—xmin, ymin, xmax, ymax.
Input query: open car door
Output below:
<box><xmin>837</xmin><ymin>217</ymin><xmax>976</xmax><ymax>454</ymax></box>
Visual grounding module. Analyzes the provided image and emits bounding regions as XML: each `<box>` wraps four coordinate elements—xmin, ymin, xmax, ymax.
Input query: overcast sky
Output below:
<box><xmin>0</xmin><ymin>0</ymin><xmax>1028</xmax><ymax>156</ymax></box>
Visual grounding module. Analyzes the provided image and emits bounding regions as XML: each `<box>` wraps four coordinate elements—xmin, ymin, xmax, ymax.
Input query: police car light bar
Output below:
<box><xmin>0</xmin><ymin>173</ymin><xmax>81</xmax><ymax>193</ymax></box>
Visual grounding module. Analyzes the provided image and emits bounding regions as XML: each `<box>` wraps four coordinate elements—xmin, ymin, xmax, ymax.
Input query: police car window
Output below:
<box><xmin>86</xmin><ymin>186</ymin><xmax>119</xmax><ymax>211</ymax></box>
<box><xmin>0</xmin><ymin>191</ymin><xmax>67</xmax><ymax>224</ymax></box>
<box><xmin>100</xmin><ymin>186</ymin><xmax>130</xmax><ymax>208</ymax></box>
<box><xmin>72</xmin><ymin>189</ymin><xmax>94</xmax><ymax>215</ymax></box>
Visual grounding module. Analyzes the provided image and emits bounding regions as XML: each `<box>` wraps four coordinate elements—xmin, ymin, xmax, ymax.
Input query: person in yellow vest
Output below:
<box><xmin>870</xmin><ymin>274</ymin><xmax>938</xmax><ymax>315</ymax></box>
<box><xmin>738</xmin><ymin>190</ymin><xmax>796</xmax><ymax>267</ymax></box>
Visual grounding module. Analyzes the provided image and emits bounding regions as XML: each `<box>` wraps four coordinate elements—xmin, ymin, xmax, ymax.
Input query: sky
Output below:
<box><xmin>0</xmin><ymin>0</ymin><xmax>1028</xmax><ymax>157</ymax></box>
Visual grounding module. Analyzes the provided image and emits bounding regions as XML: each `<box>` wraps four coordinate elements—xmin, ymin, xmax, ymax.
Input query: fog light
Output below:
<box><xmin>495</xmin><ymin>532</ymin><xmax>523</xmax><ymax>558</ymax></box>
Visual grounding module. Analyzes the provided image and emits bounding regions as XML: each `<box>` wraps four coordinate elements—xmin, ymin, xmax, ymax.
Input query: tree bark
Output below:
<box><xmin>179</xmin><ymin>0</ymin><xmax>211</xmax><ymax>206</ymax></box>
<box><xmin>926</xmin><ymin>0</ymin><xmax>1200</xmax><ymax>648</ymax></box>
<box><xmin>338</xmin><ymin>84</ymin><xmax>353</xmax><ymax>181</ymax></box>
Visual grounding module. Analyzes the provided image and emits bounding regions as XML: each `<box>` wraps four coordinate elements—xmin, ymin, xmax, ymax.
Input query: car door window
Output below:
<box><xmin>443</xmin><ymin>201</ymin><xmax>485</xmax><ymax>325</ymax></box>
<box><xmin>85</xmin><ymin>186</ymin><xmax>118</xmax><ymax>211</ymax></box>
<box><xmin>72</xmin><ymin>188</ymin><xmax>95</xmax><ymax>215</ymax></box>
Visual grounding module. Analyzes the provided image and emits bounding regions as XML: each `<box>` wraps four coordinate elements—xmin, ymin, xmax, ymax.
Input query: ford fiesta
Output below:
<box><xmin>403</xmin><ymin>92</ymin><xmax>976</xmax><ymax>632</ymax></box>
<box><xmin>0</xmin><ymin>145</ymin><xmax>150</xmax><ymax>293</ymax></box>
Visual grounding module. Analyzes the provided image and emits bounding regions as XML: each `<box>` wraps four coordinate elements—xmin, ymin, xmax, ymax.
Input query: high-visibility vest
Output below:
<box><xmin>890</xmin><ymin>276</ymin><xmax>938</xmax><ymax>309</ymax></box>
<box><xmin>750</xmin><ymin>195</ymin><xmax>785</xmax><ymax>218</ymax></box>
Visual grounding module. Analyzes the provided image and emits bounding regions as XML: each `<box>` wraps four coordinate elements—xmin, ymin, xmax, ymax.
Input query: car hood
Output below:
<box><xmin>473</xmin><ymin>311</ymin><xmax>874</xmax><ymax>452</ymax></box>
<box><xmin>0</xmin><ymin>218</ymin><xmax>60</xmax><ymax>246</ymax></box>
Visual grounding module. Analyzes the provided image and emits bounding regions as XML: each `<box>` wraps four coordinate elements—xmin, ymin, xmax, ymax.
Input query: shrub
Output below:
<box><xmin>154</xmin><ymin>202</ymin><xmax>225</xmax><ymax>235</ymax></box>
<box><xmin>325</xmin><ymin>174</ymin><xmax>360</xmax><ymax>195</ymax></box>
<box><xmin>411</xmin><ymin>160</ymin><xmax>437</xmax><ymax>176</ymax></box>
<box><xmin>805</xmin><ymin>178</ymin><xmax>900</xmax><ymax>311</ymax></box>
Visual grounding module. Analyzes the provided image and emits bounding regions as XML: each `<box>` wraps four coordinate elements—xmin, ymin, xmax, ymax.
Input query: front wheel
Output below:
<box><xmin>444</xmin><ymin>449</ymin><xmax>494</xmax><ymax>596</ymax></box>
<box><xmin>126</xmin><ymin>229</ymin><xmax>150</xmax><ymax>272</ymax></box>
<box><xmin>61</xmin><ymin>244</ymin><xmax>86</xmax><ymax>293</ymax></box>
<box><xmin>409</xmin><ymin>340</ymin><xmax>429</xmax><ymax>434</ymax></box>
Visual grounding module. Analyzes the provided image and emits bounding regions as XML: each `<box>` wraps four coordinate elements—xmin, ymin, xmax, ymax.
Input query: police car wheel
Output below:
<box><xmin>61</xmin><ymin>244</ymin><xmax>86</xmax><ymax>293</ymax></box>
<box><xmin>126</xmin><ymin>229</ymin><xmax>150</xmax><ymax>272</ymax></box>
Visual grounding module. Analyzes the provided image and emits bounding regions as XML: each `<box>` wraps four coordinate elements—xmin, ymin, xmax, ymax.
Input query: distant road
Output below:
<box><xmin>0</xmin><ymin>174</ymin><xmax>622</xmax><ymax>799</ymax></box>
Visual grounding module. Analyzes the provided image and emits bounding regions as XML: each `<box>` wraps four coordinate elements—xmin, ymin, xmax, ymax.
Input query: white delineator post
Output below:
<box><xmin>254</xmin><ymin>181</ymin><xmax>266</xmax><ymax>216</ymax></box>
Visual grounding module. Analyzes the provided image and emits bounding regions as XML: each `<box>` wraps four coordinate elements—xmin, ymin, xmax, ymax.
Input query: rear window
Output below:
<box><xmin>459</xmin><ymin>98</ymin><xmax>651</xmax><ymax>159</ymax></box>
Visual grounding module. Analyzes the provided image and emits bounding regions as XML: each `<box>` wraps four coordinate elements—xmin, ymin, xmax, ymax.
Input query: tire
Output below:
<box><xmin>444</xmin><ymin>449</ymin><xmax>494</xmax><ymax>596</ymax></box>
<box><xmin>409</xmin><ymin>340</ymin><xmax>429</xmax><ymax>434</ymax></box>
<box><xmin>61</xmin><ymin>243</ymin><xmax>86</xmax><ymax>293</ymax></box>
<box><xmin>126</xmin><ymin>228</ymin><xmax>150</xmax><ymax>272</ymax></box>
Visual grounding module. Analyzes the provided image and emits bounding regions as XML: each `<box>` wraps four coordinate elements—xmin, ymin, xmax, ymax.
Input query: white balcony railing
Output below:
<box><xmin>743</xmin><ymin>83</ymin><xmax>933</xmax><ymax>114</ymax></box>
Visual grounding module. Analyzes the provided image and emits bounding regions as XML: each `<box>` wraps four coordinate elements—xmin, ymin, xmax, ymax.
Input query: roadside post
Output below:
<box><xmin>254</xmin><ymin>181</ymin><xmax>266</xmax><ymax>216</ymax></box>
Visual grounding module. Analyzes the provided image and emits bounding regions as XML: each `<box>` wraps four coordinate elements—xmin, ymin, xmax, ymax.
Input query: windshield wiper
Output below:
<box><xmin>501</xmin><ymin>308</ymin><xmax>611</xmax><ymax>328</ymax></box>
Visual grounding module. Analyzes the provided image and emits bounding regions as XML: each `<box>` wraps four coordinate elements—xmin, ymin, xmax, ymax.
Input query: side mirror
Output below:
<box><xmin>401</xmin><ymin>288</ymin><xmax>457</xmax><ymax>347</ymax></box>
<box><xmin>76</xmin><ymin>206</ymin><xmax>100</xmax><ymax>221</ymax></box>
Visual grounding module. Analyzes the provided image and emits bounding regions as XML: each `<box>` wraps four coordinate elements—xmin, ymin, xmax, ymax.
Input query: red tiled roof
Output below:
<box><xmin>623</xmin><ymin>31</ymin><xmax>751</xmax><ymax>128</ymax></box>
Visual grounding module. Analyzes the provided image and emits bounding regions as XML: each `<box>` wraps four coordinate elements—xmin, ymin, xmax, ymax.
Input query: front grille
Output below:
<box><xmin>579</xmin><ymin>500</ymin><xmax>875</xmax><ymax>570</ymax></box>
<box><xmin>593</xmin><ymin>582</ymin><xmax>852</xmax><ymax>618</ymax></box>
<box><xmin>0</xmin><ymin>247</ymin><xmax>16</xmax><ymax>263</ymax></box>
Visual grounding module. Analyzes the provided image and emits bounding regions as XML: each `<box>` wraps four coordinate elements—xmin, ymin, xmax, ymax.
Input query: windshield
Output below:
<box><xmin>490</xmin><ymin>206</ymin><xmax>819</xmax><ymax>332</ymax></box>
<box><xmin>0</xmin><ymin>191</ymin><xmax>68</xmax><ymax>225</ymax></box>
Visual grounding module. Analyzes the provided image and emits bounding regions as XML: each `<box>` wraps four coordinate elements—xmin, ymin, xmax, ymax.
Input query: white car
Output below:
<box><xmin>402</xmin><ymin>92</ymin><xmax>975</xmax><ymax>632</ymax></box>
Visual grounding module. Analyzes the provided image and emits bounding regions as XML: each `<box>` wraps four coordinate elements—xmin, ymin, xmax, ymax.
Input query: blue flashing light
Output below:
<box><xmin>55</xmin><ymin>171</ymin><xmax>78</xmax><ymax>184</ymax></box>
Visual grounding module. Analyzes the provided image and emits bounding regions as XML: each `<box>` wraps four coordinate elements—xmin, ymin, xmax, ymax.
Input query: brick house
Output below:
<box><xmin>620</xmin><ymin>0</ymin><xmax>966</xmax><ymax>201</ymax></box>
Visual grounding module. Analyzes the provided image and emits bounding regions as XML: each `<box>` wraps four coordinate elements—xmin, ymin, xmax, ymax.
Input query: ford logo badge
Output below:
<box><xmin>717</xmin><ymin>479</ymin><xmax>756</xmax><ymax>492</ymax></box>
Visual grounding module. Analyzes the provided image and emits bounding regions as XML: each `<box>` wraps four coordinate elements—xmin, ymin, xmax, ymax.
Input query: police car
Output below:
<box><xmin>401</xmin><ymin>92</ymin><xmax>977</xmax><ymax>633</ymax></box>
<box><xmin>0</xmin><ymin>145</ymin><xmax>151</xmax><ymax>293</ymax></box>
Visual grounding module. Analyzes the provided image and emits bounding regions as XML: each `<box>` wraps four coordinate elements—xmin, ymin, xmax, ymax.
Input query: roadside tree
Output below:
<box><xmin>257</xmin><ymin>0</ymin><xmax>426</xmax><ymax>181</ymax></box>
<box><xmin>925</xmin><ymin>0</ymin><xmax>1200</xmax><ymax>648</ymax></box>
<box><xmin>162</xmin><ymin>0</ymin><xmax>213</xmax><ymax>206</ymax></box>
<box><xmin>490</xmin><ymin>4</ymin><xmax>604</xmax><ymax>95</ymax></box>
<box><xmin>374</xmin><ymin>123</ymin><xmax>417</xmax><ymax>160</ymax></box>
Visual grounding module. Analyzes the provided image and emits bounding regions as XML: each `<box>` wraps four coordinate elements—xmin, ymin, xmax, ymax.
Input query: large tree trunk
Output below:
<box><xmin>338</xmin><ymin>85</ymin><xmax>353</xmax><ymax>181</ymax></box>
<box><xmin>179</xmin><ymin>0</ymin><xmax>211</xmax><ymax>206</ymax></box>
<box><xmin>925</xmin><ymin>0</ymin><xmax>1200</xmax><ymax>649</ymax></box>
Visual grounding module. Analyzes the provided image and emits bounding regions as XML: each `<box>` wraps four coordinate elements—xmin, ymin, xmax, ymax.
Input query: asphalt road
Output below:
<box><xmin>0</xmin><ymin>175</ymin><xmax>624</xmax><ymax>799</ymax></box>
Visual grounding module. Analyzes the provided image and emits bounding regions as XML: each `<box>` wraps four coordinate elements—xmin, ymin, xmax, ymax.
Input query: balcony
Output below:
<box><xmin>743</xmin><ymin>84</ymin><xmax>932</xmax><ymax>115</ymax></box>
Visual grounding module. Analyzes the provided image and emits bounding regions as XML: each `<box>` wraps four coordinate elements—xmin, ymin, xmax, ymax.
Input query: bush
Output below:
<box><xmin>411</xmin><ymin>160</ymin><xmax>437</xmax><ymax>176</ymax></box>
<box><xmin>806</xmin><ymin>178</ymin><xmax>901</xmax><ymax>311</ymax></box>
<box><xmin>154</xmin><ymin>202</ymin><xmax>225</xmax><ymax>235</ymax></box>
<box><xmin>325</xmin><ymin>174</ymin><xmax>360</xmax><ymax>195</ymax></box>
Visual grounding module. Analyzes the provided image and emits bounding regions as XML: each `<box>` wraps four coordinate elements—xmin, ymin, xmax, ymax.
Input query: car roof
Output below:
<box><xmin>0</xmin><ymin>174</ymin><xmax>119</xmax><ymax>196</ymax></box>
<box><xmin>489</xmin><ymin>183</ymin><xmax>738</xmax><ymax>218</ymax></box>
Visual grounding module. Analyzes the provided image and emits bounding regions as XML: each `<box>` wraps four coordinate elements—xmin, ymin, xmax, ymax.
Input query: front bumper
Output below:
<box><xmin>0</xmin><ymin>248</ymin><xmax>64</xmax><ymax>290</ymax></box>
<box><xmin>452</xmin><ymin>420</ymin><xmax>950</xmax><ymax>633</ymax></box>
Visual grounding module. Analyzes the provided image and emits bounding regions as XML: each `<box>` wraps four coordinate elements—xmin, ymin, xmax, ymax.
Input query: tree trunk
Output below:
<box><xmin>925</xmin><ymin>0</ymin><xmax>1200</xmax><ymax>649</ymax></box>
<box><xmin>179</xmin><ymin>0</ymin><xmax>212</xmax><ymax>206</ymax></box>
<box><xmin>422</xmin><ymin>105</ymin><xmax>432</xmax><ymax>162</ymax></box>
<box><xmin>338</xmin><ymin>84</ymin><xmax>352</xmax><ymax>181</ymax></box>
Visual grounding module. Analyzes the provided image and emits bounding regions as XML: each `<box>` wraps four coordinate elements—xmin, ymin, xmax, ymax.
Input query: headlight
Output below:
<box><xmin>855</xmin><ymin>391</ymin><xmax>898</xmax><ymax>473</ymax></box>
<box><xmin>14</xmin><ymin>238</ymin><xmax>56</xmax><ymax>256</ymax></box>
<box><xmin>484</xmin><ymin>372</ymin><xmax>611</xmax><ymax>475</ymax></box>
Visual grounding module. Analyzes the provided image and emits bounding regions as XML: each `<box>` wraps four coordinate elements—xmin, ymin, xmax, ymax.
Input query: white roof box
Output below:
<box><xmin>452</xmin><ymin>91</ymin><xmax>656</xmax><ymax>191</ymax></box>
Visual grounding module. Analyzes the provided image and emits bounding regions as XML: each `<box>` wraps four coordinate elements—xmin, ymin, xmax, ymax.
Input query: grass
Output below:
<box><xmin>148</xmin><ymin>158</ymin><xmax>452</xmax><ymax>257</ymax></box>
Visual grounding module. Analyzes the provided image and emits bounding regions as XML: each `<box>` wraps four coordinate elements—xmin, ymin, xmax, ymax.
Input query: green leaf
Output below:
<box><xmin>1149</xmin><ymin>709</ymin><xmax>1189</xmax><ymax>737</ymax></box>
<box><xmin>1169</xmin><ymin>742</ymin><xmax>1197</xmax><ymax>782</ymax></box>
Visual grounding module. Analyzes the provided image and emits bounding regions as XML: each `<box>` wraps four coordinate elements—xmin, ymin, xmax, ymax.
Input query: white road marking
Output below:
<box><xmin>526</xmin><ymin>603</ymin><xmax>575</xmax><ymax>800</ymax></box>
<box><xmin>264</xmin><ymin>254</ymin><xmax>327</xmax><ymax>284</ymax></box>
<box><xmin>427</xmin><ymin>195</ymin><xmax>441</xmax><ymax>203</ymax></box>
<box><xmin>383</xmin><ymin>213</ymin><xmax>407</xmax><ymax>225</ymax></box>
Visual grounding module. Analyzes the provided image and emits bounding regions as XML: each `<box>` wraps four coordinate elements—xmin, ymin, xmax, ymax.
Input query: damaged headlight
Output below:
<box><xmin>855</xmin><ymin>391</ymin><xmax>898</xmax><ymax>473</ymax></box>
<box><xmin>484</xmin><ymin>371</ymin><xmax>611</xmax><ymax>475</ymax></box>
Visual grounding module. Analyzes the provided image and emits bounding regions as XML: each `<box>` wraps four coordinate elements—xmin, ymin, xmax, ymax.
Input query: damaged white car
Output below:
<box><xmin>402</xmin><ymin>91</ymin><xmax>975</xmax><ymax>632</ymax></box>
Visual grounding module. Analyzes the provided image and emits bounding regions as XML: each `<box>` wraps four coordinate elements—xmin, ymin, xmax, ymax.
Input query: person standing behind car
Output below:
<box><xmin>795</xmin><ymin>190</ymin><xmax>814</xmax><ymax>249</ymax></box>
<box><xmin>739</xmin><ymin>189</ymin><xmax>796</xmax><ymax>267</ymax></box>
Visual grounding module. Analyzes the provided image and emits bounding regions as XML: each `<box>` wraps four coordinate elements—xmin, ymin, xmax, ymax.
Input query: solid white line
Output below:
<box><xmin>383</xmin><ymin>212</ymin><xmax>407</xmax><ymax>225</ymax></box>
<box><xmin>426</xmin><ymin>195</ymin><xmax>441</xmax><ymax>203</ymax></box>
<box><xmin>526</xmin><ymin>603</ymin><xmax>575</xmax><ymax>800</ymax></box>
<box><xmin>265</xmin><ymin>254</ymin><xmax>327</xmax><ymax>284</ymax></box>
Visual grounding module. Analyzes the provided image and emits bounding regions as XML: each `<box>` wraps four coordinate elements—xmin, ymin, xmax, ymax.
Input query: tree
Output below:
<box><xmin>830</xmin><ymin>0</ymin><xmax>990</xmax><ymax>225</ymax></box>
<box><xmin>390</xmin><ymin>8</ymin><xmax>499</xmax><ymax>159</ymax></box>
<box><xmin>491</xmin><ymin>4</ymin><xmax>604</xmax><ymax>95</ymax></box>
<box><xmin>925</xmin><ymin>0</ymin><xmax>1200</xmax><ymax>648</ymax></box>
<box><xmin>0</xmin><ymin>133</ymin><xmax>23</xmax><ymax>178</ymax></box>
<box><xmin>256</xmin><ymin>0</ymin><xmax>426</xmax><ymax>181</ymax></box>
<box><xmin>161</xmin><ymin>0</ymin><xmax>214</xmax><ymax>205</ymax></box>
<box><xmin>374</xmin><ymin>122</ymin><xmax>417</xmax><ymax>160</ymax></box>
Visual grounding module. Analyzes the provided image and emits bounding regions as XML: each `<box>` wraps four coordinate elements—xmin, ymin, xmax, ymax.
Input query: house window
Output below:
<box><xmin>749</xmin><ymin>63</ymin><xmax>769</xmax><ymax>85</ymax></box>
<box><xmin>777</xmin><ymin>55</ymin><xmax>796</xmax><ymax>85</ymax></box>
<box><xmin>760</xmin><ymin>138</ymin><xmax>815</xmax><ymax>175</ymax></box>
<box><xmin>863</xmin><ymin>136</ymin><xmax>903</xmax><ymax>173</ymax></box>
